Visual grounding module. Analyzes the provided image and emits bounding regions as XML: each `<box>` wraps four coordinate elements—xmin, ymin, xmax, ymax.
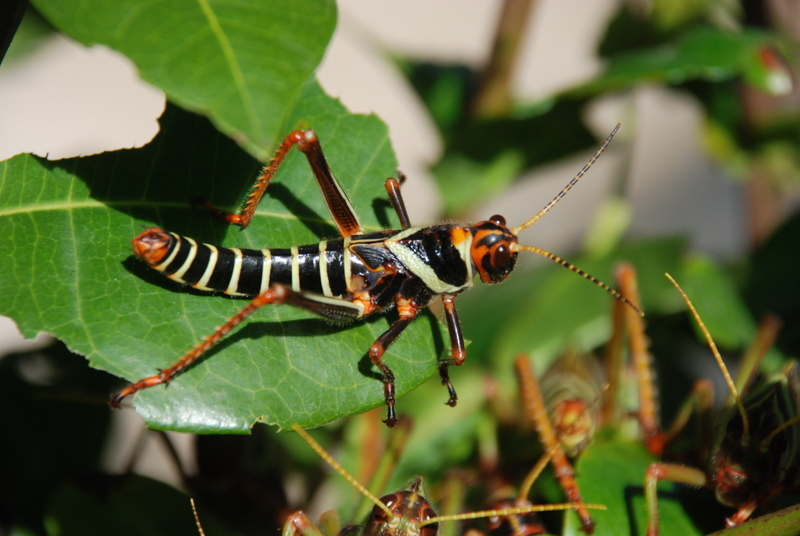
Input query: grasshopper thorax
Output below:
<box><xmin>469</xmin><ymin>215</ymin><xmax>519</xmax><ymax>284</ymax></box>
<box><xmin>363</xmin><ymin>477</ymin><xmax>438</xmax><ymax>536</ymax></box>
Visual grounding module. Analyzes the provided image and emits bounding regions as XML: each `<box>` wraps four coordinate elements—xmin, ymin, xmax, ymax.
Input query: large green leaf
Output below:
<box><xmin>0</xmin><ymin>93</ymin><xmax>445</xmax><ymax>433</ymax></box>
<box><xmin>32</xmin><ymin>0</ymin><xmax>336</xmax><ymax>161</ymax></box>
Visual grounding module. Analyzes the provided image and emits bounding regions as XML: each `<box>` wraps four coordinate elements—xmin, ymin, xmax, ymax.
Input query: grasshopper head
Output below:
<box><xmin>469</xmin><ymin>215</ymin><xmax>518</xmax><ymax>284</ymax></box>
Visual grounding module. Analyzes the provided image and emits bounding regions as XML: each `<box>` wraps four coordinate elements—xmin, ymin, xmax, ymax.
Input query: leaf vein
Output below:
<box><xmin>195</xmin><ymin>0</ymin><xmax>261</xmax><ymax>137</ymax></box>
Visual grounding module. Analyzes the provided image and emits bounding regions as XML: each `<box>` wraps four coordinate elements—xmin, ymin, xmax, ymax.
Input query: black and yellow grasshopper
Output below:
<box><xmin>111</xmin><ymin>125</ymin><xmax>639</xmax><ymax>426</ymax></box>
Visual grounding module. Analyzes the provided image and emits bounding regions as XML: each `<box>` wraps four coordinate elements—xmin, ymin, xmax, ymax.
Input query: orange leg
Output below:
<box><xmin>110</xmin><ymin>284</ymin><xmax>292</xmax><ymax>407</ymax></box>
<box><xmin>601</xmin><ymin>270</ymin><xmax>626</xmax><ymax>426</ymax></box>
<box><xmin>384</xmin><ymin>177</ymin><xmax>411</xmax><ymax>230</ymax></box>
<box><xmin>725</xmin><ymin>498</ymin><xmax>761</xmax><ymax>527</ymax></box>
<box><xmin>515</xmin><ymin>356</ymin><xmax>596</xmax><ymax>534</ymax></box>
<box><xmin>367</xmin><ymin>299</ymin><xmax>419</xmax><ymax>428</ymax></box>
<box><xmin>384</xmin><ymin>177</ymin><xmax>462</xmax><ymax>410</ymax></box>
<box><xmin>437</xmin><ymin>293</ymin><xmax>465</xmax><ymax>408</ymax></box>
<box><xmin>614</xmin><ymin>264</ymin><xmax>667</xmax><ymax>455</ymax></box>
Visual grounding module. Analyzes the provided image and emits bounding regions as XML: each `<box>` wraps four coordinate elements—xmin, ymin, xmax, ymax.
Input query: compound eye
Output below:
<box><xmin>370</xmin><ymin>501</ymin><xmax>391</xmax><ymax>524</ymax></box>
<box><xmin>491</xmin><ymin>243</ymin><xmax>511</xmax><ymax>268</ymax></box>
<box><xmin>371</xmin><ymin>511</ymin><xmax>387</xmax><ymax>524</ymax></box>
<box><xmin>419</xmin><ymin>507</ymin><xmax>438</xmax><ymax>536</ymax></box>
<box><xmin>489</xmin><ymin>214</ymin><xmax>506</xmax><ymax>227</ymax></box>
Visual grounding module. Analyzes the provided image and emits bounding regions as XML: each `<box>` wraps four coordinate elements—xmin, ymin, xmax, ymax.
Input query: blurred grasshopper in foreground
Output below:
<box><xmin>192</xmin><ymin>422</ymin><xmax>606</xmax><ymax>536</ymax></box>
<box><xmin>514</xmin><ymin>263</ymin><xmax>665</xmax><ymax>534</ymax></box>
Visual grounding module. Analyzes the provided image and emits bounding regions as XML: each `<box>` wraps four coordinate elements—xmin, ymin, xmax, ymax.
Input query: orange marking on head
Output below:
<box><xmin>449</xmin><ymin>227</ymin><xmax>472</xmax><ymax>247</ymax></box>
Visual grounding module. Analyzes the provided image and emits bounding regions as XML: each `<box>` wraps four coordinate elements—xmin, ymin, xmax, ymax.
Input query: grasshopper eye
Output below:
<box><xmin>370</xmin><ymin>500</ymin><xmax>391</xmax><ymax>524</ymax></box>
<box><xmin>489</xmin><ymin>214</ymin><xmax>506</xmax><ymax>227</ymax></box>
<box><xmin>483</xmin><ymin>241</ymin><xmax>516</xmax><ymax>283</ymax></box>
<box><xmin>491</xmin><ymin>243</ymin><xmax>511</xmax><ymax>268</ymax></box>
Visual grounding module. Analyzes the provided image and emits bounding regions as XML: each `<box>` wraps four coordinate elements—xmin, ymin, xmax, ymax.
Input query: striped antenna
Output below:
<box><xmin>418</xmin><ymin>502</ymin><xmax>607</xmax><ymax>527</ymax></box>
<box><xmin>510</xmin><ymin>123</ymin><xmax>621</xmax><ymax>235</ymax></box>
<box><xmin>513</xmin><ymin>244</ymin><xmax>643</xmax><ymax>317</ymax></box>
<box><xmin>291</xmin><ymin>424</ymin><xmax>395</xmax><ymax>519</ymax></box>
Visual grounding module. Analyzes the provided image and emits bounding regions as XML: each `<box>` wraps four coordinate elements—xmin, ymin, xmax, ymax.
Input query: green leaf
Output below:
<box><xmin>706</xmin><ymin>504</ymin><xmax>800</xmax><ymax>536</ymax></box>
<box><xmin>566</xmin><ymin>440</ymin><xmax>701</xmax><ymax>536</ymax></box>
<box><xmin>32</xmin><ymin>0</ymin><xmax>337</xmax><ymax>161</ymax></box>
<box><xmin>0</xmin><ymin>96</ymin><xmax>444</xmax><ymax>433</ymax></box>
<box><xmin>568</xmin><ymin>27</ymin><xmax>779</xmax><ymax>97</ymax></box>
<box><xmin>7</xmin><ymin>0</ymin><xmax>449</xmax><ymax>433</ymax></box>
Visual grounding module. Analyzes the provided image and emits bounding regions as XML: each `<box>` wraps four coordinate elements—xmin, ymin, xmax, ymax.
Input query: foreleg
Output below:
<box><xmin>515</xmin><ymin>356</ymin><xmax>596</xmax><ymax>534</ymax></box>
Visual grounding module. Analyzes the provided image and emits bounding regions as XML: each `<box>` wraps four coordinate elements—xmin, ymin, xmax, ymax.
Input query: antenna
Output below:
<box><xmin>665</xmin><ymin>274</ymin><xmax>751</xmax><ymax>447</ymax></box>
<box><xmin>291</xmin><ymin>424</ymin><xmax>395</xmax><ymax>519</ymax></box>
<box><xmin>513</xmin><ymin>244</ymin><xmax>643</xmax><ymax>317</ymax></box>
<box><xmin>511</xmin><ymin>123</ymin><xmax>621</xmax><ymax>235</ymax></box>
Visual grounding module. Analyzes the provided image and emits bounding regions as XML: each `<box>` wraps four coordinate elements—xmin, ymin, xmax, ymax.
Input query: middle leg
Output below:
<box><xmin>384</xmin><ymin>177</ymin><xmax>462</xmax><ymax>409</ymax></box>
<box><xmin>367</xmin><ymin>299</ymin><xmax>420</xmax><ymax>428</ymax></box>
